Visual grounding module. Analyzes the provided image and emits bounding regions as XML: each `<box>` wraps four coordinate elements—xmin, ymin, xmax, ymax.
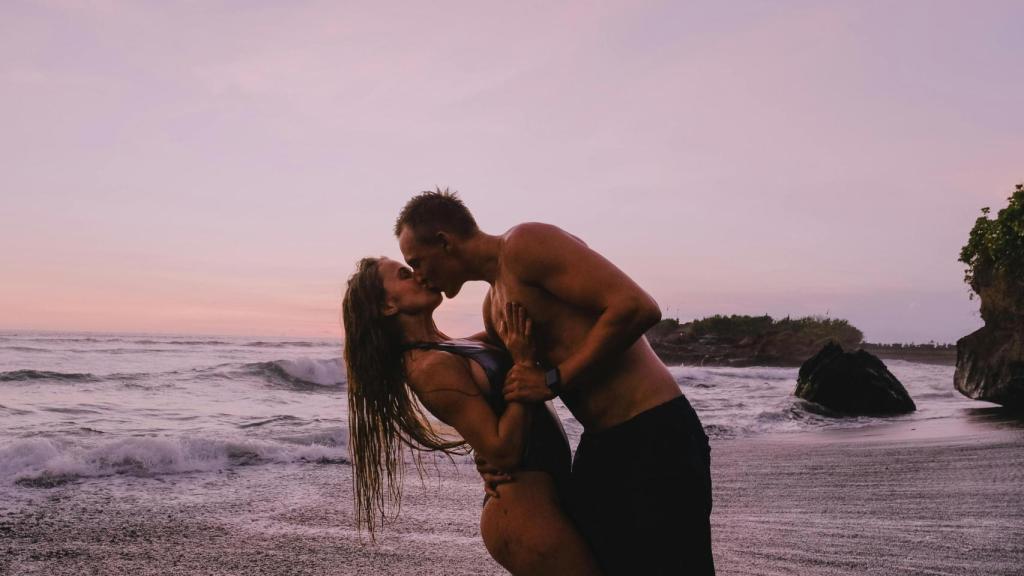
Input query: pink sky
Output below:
<box><xmin>1</xmin><ymin>1</ymin><xmax>1022</xmax><ymax>342</ymax></box>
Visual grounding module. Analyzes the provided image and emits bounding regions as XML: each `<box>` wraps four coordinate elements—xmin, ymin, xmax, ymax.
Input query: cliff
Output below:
<box><xmin>954</xmin><ymin>184</ymin><xmax>1024</xmax><ymax>408</ymax></box>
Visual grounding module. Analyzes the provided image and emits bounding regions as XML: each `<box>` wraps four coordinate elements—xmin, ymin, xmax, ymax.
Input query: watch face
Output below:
<box><xmin>545</xmin><ymin>368</ymin><xmax>560</xmax><ymax>388</ymax></box>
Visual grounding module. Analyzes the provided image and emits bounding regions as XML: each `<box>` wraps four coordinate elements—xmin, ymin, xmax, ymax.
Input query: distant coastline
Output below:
<box><xmin>858</xmin><ymin>343</ymin><xmax>957</xmax><ymax>366</ymax></box>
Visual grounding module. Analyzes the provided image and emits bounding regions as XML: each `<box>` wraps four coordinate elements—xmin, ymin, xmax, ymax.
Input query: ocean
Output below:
<box><xmin>0</xmin><ymin>331</ymin><xmax>974</xmax><ymax>497</ymax></box>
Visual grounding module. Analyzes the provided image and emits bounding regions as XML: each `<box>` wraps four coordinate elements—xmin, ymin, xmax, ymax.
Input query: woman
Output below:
<box><xmin>343</xmin><ymin>256</ymin><xmax>601</xmax><ymax>575</ymax></box>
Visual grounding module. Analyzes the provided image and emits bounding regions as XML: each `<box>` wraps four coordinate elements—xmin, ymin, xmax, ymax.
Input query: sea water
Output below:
<box><xmin>0</xmin><ymin>331</ymin><xmax>975</xmax><ymax>495</ymax></box>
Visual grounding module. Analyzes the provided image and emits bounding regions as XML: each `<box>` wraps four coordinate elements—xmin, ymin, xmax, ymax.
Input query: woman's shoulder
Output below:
<box><xmin>404</xmin><ymin>350</ymin><xmax>491</xmax><ymax>419</ymax></box>
<box><xmin>405</xmin><ymin>348</ymin><xmax>476</xmax><ymax>391</ymax></box>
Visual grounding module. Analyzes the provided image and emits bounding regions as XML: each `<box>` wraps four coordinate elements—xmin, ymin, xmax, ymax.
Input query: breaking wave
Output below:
<box><xmin>1</xmin><ymin>359</ymin><xmax>346</xmax><ymax>389</ymax></box>
<box><xmin>246</xmin><ymin>358</ymin><xmax>346</xmax><ymax>388</ymax></box>
<box><xmin>1</xmin><ymin>434</ymin><xmax>348</xmax><ymax>487</ymax></box>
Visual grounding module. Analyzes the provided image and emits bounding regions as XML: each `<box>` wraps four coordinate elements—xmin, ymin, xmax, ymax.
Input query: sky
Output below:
<box><xmin>1</xmin><ymin>1</ymin><xmax>1022</xmax><ymax>342</ymax></box>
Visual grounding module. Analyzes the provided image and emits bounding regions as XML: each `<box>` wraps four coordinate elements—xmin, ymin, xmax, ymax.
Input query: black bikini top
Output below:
<box><xmin>403</xmin><ymin>339</ymin><xmax>512</xmax><ymax>398</ymax></box>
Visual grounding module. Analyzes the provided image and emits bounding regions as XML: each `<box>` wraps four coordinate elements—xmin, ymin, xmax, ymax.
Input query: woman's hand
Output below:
<box><xmin>499</xmin><ymin>301</ymin><xmax>536</xmax><ymax>366</ymax></box>
<box><xmin>475</xmin><ymin>453</ymin><xmax>513</xmax><ymax>498</ymax></box>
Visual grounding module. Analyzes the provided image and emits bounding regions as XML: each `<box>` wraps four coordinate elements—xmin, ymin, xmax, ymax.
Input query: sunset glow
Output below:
<box><xmin>2</xmin><ymin>2</ymin><xmax>1021</xmax><ymax>341</ymax></box>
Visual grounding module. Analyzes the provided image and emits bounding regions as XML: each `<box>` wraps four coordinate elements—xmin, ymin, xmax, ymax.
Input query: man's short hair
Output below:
<box><xmin>394</xmin><ymin>188</ymin><xmax>479</xmax><ymax>242</ymax></box>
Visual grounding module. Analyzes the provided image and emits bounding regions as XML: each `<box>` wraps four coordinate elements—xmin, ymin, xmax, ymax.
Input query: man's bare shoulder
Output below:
<box><xmin>502</xmin><ymin>223</ymin><xmax>587</xmax><ymax>276</ymax></box>
<box><xmin>504</xmin><ymin>222</ymin><xmax>586</xmax><ymax>247</ymax></box>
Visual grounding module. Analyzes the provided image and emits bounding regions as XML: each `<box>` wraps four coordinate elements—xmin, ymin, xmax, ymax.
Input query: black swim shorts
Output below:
<box><xmin>569</xmin><ymin>394</ymin><xmax>715</xmax><ymax>575</ymax></box>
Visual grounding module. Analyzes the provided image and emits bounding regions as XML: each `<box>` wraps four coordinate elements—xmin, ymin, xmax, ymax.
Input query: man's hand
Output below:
<box><xmin>503</xmin><ymin>363</ymin><xmax>555</xmax><ymax>403</ymax></box>
<box><xmin>475</xmin><ymin>454</ymin><xmax>513</xmax><ymax>498</ymax></box>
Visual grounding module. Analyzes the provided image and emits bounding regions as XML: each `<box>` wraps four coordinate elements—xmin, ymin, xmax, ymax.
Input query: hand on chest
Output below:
<box><xmin>488</xmin><ymin>284</ymin><xmax>555</xmax><ymax>348</ymax></box>
<box><xmin>489</xmin><ymin>285</ymin><xmax>541</xmax><ymax>326</ymax></box>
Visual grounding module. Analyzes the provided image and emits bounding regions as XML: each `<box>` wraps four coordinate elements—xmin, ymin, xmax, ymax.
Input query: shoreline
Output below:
<box><xmin>861</xmin><ymin>346</ymin><xmax>958</xmax><ymax>366</ymax></box>
<box><xmin>3</xmin><ymin>415</ymin><xmax>1022</xmax><ymax>575</ymax></box>
<box><xmin>652</xmin><ymin>351</ymin><xmax>958</xmax><ymax>368</ymax></box>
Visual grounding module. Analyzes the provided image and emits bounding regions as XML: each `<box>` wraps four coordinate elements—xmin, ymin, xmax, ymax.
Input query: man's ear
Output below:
<box><xmin>436</xmin><ymin>231</ymin><xmax>452</xmax><ymax>252</ymax></box>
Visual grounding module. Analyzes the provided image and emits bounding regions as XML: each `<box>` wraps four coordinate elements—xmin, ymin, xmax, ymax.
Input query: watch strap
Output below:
<box><xmin>544</xmin><ymin>367</ymin><xmax>562</xmax><ymax>396</ymax></box>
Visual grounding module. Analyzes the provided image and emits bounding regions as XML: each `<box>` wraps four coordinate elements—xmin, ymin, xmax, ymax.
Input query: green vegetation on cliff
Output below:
<box><xmin>684</xmin><ymin>314</ymin><xmax>863</xmax><ymax>345</ymax></box>
<box><xmin>959</xmin><ymin>183</ymin><xmax>1024</xmax><ymax>296</ymax></box>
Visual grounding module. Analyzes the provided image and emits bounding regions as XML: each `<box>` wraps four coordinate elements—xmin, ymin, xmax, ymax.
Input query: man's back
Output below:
<box><xmin>482</xmin><ymin>222</ymin><xmax>681</xmax><ymax>431</ymax></box>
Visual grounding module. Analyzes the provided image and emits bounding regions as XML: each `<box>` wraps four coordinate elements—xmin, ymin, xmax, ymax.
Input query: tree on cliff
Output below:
<box><xmin>954</xmin><ymin>184</ymin><xmax>1024</xmax><ymax>407</ymax></box>
<box><xmin>959</xmin><ymin>183</ymin><xmax>1024</xmax><ymax>299</ymax></box>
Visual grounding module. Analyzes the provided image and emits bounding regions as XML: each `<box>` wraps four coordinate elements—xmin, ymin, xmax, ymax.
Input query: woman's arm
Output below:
<box><xmin>408</xmin><ymin>354</ymin><xmax>528</xmax><ymax>471</ymax></box>
<box><xmin>413</xmin><ymin>303</ymin><xmax>536</xmax><ymax>476</ymax></box>
<box><xmin>472</xmin><ymin>302</ymin><xmax>536</xmax><ymax>496</ymax></box>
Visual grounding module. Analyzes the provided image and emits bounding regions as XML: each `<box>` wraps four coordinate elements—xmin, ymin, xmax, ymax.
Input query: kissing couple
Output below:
<box><xmin>342</xmin><ymin>189</ymin><xmax>715</xmax><ymax>575</ymax></box>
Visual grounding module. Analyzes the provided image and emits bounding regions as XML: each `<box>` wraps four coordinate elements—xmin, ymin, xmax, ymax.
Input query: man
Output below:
<box><xmin>395</xmin><ymin>189</ymin><xmax>715</xmax><ymax>575</ymax></box>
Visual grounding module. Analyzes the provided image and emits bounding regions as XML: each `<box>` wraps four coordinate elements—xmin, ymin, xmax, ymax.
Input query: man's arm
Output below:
<box><xmin>502</xmin><ymin>223</ymin><xmax>661</xmax><ymax>400</ymax></box>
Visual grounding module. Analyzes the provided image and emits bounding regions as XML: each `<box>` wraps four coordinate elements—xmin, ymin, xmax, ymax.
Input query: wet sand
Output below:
<box><xmin>710</xmin><ymin>410</ymin><xmax>1024</xmax><ymax>575</ymax></box>
<box><xmin>2</xmin><ymin>413</ymin><xmax>1022</xmax><ymax>576</ymax></box>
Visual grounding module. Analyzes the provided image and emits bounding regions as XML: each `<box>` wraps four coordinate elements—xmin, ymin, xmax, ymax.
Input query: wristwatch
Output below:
<box><xmin>544</xmin><ymin>367</ymin><xmax>562</xmax><ymax>396</ymax></box>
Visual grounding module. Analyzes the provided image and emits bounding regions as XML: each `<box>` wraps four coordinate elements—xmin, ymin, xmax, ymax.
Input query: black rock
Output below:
<box><xmin>954</xmin><ymin>266</ymin><xmax>1024</xmax><ymax>409</ymax></box>
<box><xmin>795</xmin><ymin>342</ymin><xmax>916</xmax><ymax>414</ymax></box>
<box><xmin>955</xmin><ymin>326</ymin><xmax>1024</xmax><ymax>408</ymax></box>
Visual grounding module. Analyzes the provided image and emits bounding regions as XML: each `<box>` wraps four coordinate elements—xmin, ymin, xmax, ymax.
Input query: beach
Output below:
<box><xmin>5</xmin><ymin>0</ymin><xmax>1022</xmax><ymax>572</ymax></box>
<box><xmin>2</xmin><ymin>333</ymin><xmax>1023</xmax><ymax>575</ymax></box>
<box><xmin>3</xmin><ymin>415</ymin><xmax>1022</xmax><ymax>576</ymax></box>
<box><xmin>711</xmin><ymin>416</ymin><xmax>1024</xmax><ymax>576</ymax></box>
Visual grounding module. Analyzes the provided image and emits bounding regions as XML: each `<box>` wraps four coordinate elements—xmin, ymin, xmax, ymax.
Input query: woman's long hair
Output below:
<box><xmin>342</xmin><ymin>257</ymin><xmax>468</xmax><ymax>537</ymax></box>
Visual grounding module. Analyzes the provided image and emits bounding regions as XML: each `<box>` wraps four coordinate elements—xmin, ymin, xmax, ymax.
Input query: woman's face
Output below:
<box><xmin>378</xmin><ymin>257</ymin><xmax>443</xmax><ymax>316</ymax></box>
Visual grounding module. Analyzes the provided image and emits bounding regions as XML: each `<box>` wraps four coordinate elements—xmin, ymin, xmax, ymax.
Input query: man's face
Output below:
<box><xmin>397</xmin><ymin>225</ymin><xmax>465</xmax><ymax>298</ymax></box>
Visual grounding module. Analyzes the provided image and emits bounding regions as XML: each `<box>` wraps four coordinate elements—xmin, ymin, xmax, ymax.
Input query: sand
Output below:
<box><xmin>710</xmin><ymin>414</ymin><xmax>1024</xmax><ymax>575</ymax></box>
<box><xmin>2</xmin><ymin>413</ymin><xmax>1022</xmax><ymax>576</ymax></box>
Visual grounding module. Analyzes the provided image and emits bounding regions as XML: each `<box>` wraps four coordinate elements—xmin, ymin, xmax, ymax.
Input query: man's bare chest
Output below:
<box><xmin>487</xmin><ymin>280</ymin><xmax>551</xmax><ymax>325</ymax></box>
<box><xmin>485</xmin><ymin>279</ymin><xmax>589</xmax><ymax>358</ymax></box>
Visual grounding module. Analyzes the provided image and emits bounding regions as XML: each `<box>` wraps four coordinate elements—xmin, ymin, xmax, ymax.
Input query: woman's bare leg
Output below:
<box><xmin>479</xmin><ymin>471</ymin><xmax>601</xmax><ymax>575</ymax></box>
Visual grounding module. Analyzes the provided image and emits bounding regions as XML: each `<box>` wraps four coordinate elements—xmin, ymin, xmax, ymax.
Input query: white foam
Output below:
<box><xmin>0</xmin><ymin>434</ymin><xmax>348</xmax><ymax>485</ymax></box>
<box><xmin>0</xmin><ymin>438</ymin><xmax>64</xmax><ymax>478</ymax></box>
<box><xmin>669</xmin><ymin>364</ymin><xmax>796</xmax><ymax>381</ymax></box>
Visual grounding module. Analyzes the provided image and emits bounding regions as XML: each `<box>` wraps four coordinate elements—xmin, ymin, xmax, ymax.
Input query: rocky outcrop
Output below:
<box><xmin>972</xmin><ymin>265</ymin><xmax>1024</xmax><ymax>326</ymax></box>
<box><xmin>795</xmin><ymin>342</ymin><xmax>916</xmax><ymax>415</ymax></box>
<box><xmin>647</xmin><ymin>316</ymin><xmax>863</xmax><ymax>367</ymax></box>
<box><xmin>955</xmin><ymin>269</ymin><xmax>1024</xmax><ymax>408</ymax></box>
<box><xmin>955</xmin><ymin>328</ymin><xmax>1024</xmax><ymax>407</ymax></box>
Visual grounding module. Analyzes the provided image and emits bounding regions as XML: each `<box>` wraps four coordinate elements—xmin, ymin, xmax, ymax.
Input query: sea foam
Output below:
<box><xmin>0</xmin><ymin>434</ymin><xmax>348</xmax><ymax>487</ymax></box>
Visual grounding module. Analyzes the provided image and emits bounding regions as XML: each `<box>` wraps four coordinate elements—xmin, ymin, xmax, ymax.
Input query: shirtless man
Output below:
<box><xmin>395</xmin><ymin>190</ymin><xmax>715</xmax><ymax>575</ymax></box>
